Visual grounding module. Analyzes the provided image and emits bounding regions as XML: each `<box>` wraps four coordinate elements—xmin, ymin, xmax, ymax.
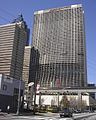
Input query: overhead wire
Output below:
<box><xmin>0</xmin><ymin>15</ymin><xmax>10</xmax><ymax>23</ymax></box>
<box><xmin>0</xmin><ymin>7</ymin><xmax>16</xmax><ymax>24</ymax></box>
<box><xmin>0</xmin><ymin>7</ymin><xmax>15</xmax><ymax>18</ymax></box>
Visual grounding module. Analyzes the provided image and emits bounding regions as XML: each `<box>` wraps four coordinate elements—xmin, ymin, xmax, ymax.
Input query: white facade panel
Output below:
<box><xmin>36</xmin><ymin>95</ymin><xmax>90</xmax><ymax>106</ymax></box>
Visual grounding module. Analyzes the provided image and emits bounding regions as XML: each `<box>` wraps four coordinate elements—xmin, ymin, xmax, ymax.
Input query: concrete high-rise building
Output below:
<box><xmin>32</xmin><ymin>4</ymin><xmax>87</xmax><ymax>88</ymax></box>
<box><xmin>22</xmin><ymin>46</ymin><xmax>39</xmax><ymax>106</ymax></box>
<box><xmin>22</xmin><ymin>46</ymin><xmax>31</xmax><ymax>98</ymax></box>
<box><xmin>0</xmin><ymin>15</ymin><xmax>29</xmax><ymax>80</ymax></box>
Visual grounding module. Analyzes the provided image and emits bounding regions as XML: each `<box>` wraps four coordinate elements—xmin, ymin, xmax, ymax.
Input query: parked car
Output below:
<box><xmin>73</xmin><ymin>109</ymin><xmax>81</xmax><ymax>113</ymax></box>
<box><xmin>47</xmin><ymin>106</ymin><xmax>59</xmax><ymax>113</ymax></box>
<box><xmin>60</xmin><ymin>108</ymin><xmax>73</xmax><ymax>118</ymax></box>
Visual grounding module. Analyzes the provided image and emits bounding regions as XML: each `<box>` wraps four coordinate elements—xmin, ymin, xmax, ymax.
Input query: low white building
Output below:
<box><xmin>36</xmin><ymin>94</ymin><xmax>89</xmax><ymax>105</ymax></box>
<box><xmin>35</xmin><ymin>94</ymin><xmax>96</xmax><ymax>111</ymax></box>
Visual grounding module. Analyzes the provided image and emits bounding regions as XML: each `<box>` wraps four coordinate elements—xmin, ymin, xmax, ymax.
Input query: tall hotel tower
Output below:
<box><xmin>32</xmin><ymin>4</ymin><xmax>87</xmax><ymax>88</ymax></box>
<box><xmin>0</xmin><ymin>15</ymin><xmax>29</xmax><ymax>80</ymax></box>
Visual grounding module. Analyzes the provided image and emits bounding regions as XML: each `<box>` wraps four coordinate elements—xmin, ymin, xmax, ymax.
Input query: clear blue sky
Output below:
<box><xmin>0</xmin><ymin>0</ymin><xmax>96</xmax><ymax>84</ymax></box>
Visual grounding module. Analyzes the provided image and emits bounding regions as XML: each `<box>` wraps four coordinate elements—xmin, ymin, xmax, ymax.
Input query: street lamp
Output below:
<box><xmin>33</xmin><ymin>70</ymin><xmax>38</xmax><ymax>115</ymax></box>
<box><xmin>16</xmin><ymin>79</ymin><xmax>21</xmax><ymax>115</ymax></box>
<box><xmin>28</xmin><ymin>82</ymin><xmax>34</xmax><ymax>109</ymax></box>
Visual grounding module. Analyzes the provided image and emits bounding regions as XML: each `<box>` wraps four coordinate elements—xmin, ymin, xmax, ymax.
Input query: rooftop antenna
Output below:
<box><xmin>12</xmin><ymin>14</ymin><xmax>24</xmax><ymax>23</ymax></box>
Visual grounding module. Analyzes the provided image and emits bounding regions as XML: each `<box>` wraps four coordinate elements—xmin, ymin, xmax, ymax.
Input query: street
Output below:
<box><xmin>85</xmin><ymin>115</ymin><xmax>96</xmax><ymax>120</ymax></box>
<box><xmin>0</xmin><ymin>112</ymin><xmax>96</xmax><ymax>120</ymax></box>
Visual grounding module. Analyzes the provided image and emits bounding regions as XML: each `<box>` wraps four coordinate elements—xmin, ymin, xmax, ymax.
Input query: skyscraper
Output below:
<box><xmin>32</xmin><ymin>4</ymin><xmax>87</xmax><ymax>88</ymax></box>
<box><xmin>22</xmin><ymin>46</ymin><xmax>31</xmax><ymax>100</ymax></box>
<box><xmin>22</xmin><ymin>46</ymin><xmax>39</xmax><ymax>107</ymax></box>
<box><xmin>0</xmin><ymin>15</ymin><xmax>29</xmax><ymax>80</ymax></box>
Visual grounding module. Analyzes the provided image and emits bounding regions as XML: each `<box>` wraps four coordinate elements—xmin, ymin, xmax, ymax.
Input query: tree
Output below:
<box><xmin>69</xmin><ymin>96</ymin><xmax>87</xmax><ymax>111</ymax></box>
<box><xmin>69</xmin><ymin>96</ymin><xmax>77</xmax><ymax>109</ymax></box>
<box><xmin>60</xmin><ymin>95</ymin><xmax>69</xmax><ymax>110</ymax></box>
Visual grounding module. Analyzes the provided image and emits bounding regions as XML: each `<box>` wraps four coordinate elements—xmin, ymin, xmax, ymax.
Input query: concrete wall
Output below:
<box><xmin>0</xmin><ymin>74</ymin><xmax>25</xmax><ymax>112</ymax></box>
<box><xmin>0</xmin><ymin>74</ymin><xmax>24</xmax><ymax>96</ymax></box>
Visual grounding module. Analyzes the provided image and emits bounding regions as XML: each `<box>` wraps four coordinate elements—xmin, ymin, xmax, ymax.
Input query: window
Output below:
<box><xmin>14</xmin><ymin>88</ymin><xmax>19</xmax><ymax>94</ymax></box>
<box><xmin>3</xmin><ymin>84</ymin><xmax>7</xmax><ymax>91</ymax></box>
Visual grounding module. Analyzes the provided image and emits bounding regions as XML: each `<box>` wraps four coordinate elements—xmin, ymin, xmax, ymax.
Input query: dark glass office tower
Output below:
<box><xmin>32</xmin><ymin>4</ymin><xmax>87</xmax><ymax>88</ymax></box>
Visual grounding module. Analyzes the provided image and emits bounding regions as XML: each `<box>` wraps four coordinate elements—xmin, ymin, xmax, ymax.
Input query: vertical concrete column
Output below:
<box><xmin>57</xmin><ymin>92</ymin><xmax>59</xmax><ymax>107</ymax></box>
<box><xmin>39</xmin><ymin>92</ymin><xmax>41</xmax><ymax>107</ymax></box>
<box><xmin>78</xmin><ymin>92</ymin><xmax>82</xmax><ymax>111</ymax></box>
<box><xmin>30</xmin><ymin>86</ymin><xmax>33</xmax><ymax>106</ymax></box>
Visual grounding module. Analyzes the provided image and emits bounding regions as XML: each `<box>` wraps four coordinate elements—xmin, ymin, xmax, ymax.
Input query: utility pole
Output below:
<box><xmin>33</xmin><ymin>70</ymin><xmax>37</xmax><ymax>115</ymax></box>
<box><xmin>28</xmin><ymin>82</ymin><xmax>34</xmax><ymax>109</ymax></box>
<box><xmin>16</xmin><ymin>79</ymin><xmax>21</xmax><ymax>115</ymax></box>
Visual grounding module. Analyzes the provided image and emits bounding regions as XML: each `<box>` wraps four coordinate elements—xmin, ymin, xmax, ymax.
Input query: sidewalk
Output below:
<box><xmin>12</xmin><ymin>111</ymin><xmax>57</xmax><ymax>117</ymax></box>
<box><xmin>0</xmin><ymin>112</ymin><xmax>8</xmax><ymax>116</ymax></box>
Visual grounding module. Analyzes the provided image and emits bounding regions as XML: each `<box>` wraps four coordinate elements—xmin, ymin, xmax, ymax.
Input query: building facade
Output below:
<box><xmin>22</xmin><ymin>46</ymin><xmax>40</xmax><ymax>106</ymax></box>
<box><xmin>0</xmin><ymin>74</ymin><xmax>24</xmax><ymax>112</ymax></box>
<box><xmin>32</xmin><ymin>4</ymin><xmax>87</xmax><ymax>88</ymax></box>
<box><xmin>22</xmin><ymin>46</ymin><xmax>32</xmax><ymax>90</ymax></box>
<box><xmin>22</xmin><ymin>46</ymin><xmax>31</xmax><ymax>103</ymax></box>
<box><xmin>0</xmin><ymin>16</ymin><xmax>29</xmax><ymax>80</ymax></box>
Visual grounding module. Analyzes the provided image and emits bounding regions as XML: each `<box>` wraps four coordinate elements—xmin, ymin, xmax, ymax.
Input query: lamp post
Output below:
<box><xmin>28</xmin><ymin>82</ymin><xmax>34</xmax><ymax>109</ymax></box>
<box><xmin>33</xmin><ymin>69</ymin><xmax>38</xmax><ymax>115</ymax></box>
<box><xmin>16</xmin><ymin>79</ymin><xmax>21</xmax><ymax>115</ymax></box>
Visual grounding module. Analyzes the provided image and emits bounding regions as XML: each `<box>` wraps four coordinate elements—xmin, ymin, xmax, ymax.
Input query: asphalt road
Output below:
<box><xmin>0</xmin><ymin>112</ymin><xmax>96</xmax><ymax>120</ymax></box>
<box><xmin>80</xmin><ymin>115</ymin><xmax>96</xmax><ymax>120</ymax></box>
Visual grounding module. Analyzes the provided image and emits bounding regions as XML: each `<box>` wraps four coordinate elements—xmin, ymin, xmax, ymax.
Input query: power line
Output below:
<box><xmin>0</xmin><ymin>7</ymin><xmax>15</xmax><ymax>18</ymax></box>
<box><xmin>0</xmin><ymin>15</ymin><xmax>10</xmax><ymax>23</ymax></box>
<box><xmin>0</xmin><ymin>7</ymin><xmax>17</xmax><ymax>24</ymax></box>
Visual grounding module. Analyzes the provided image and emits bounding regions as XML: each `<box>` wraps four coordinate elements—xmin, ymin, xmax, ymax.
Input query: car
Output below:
<box><xmin>60</xmin><ymin>108</ymin><xmax>73</xmax><ymax>118</ymax></box>
<box><xmin>73</xmin><ymin>109</ymin><xmax>81</xmax><ymax>113</ymax></box>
